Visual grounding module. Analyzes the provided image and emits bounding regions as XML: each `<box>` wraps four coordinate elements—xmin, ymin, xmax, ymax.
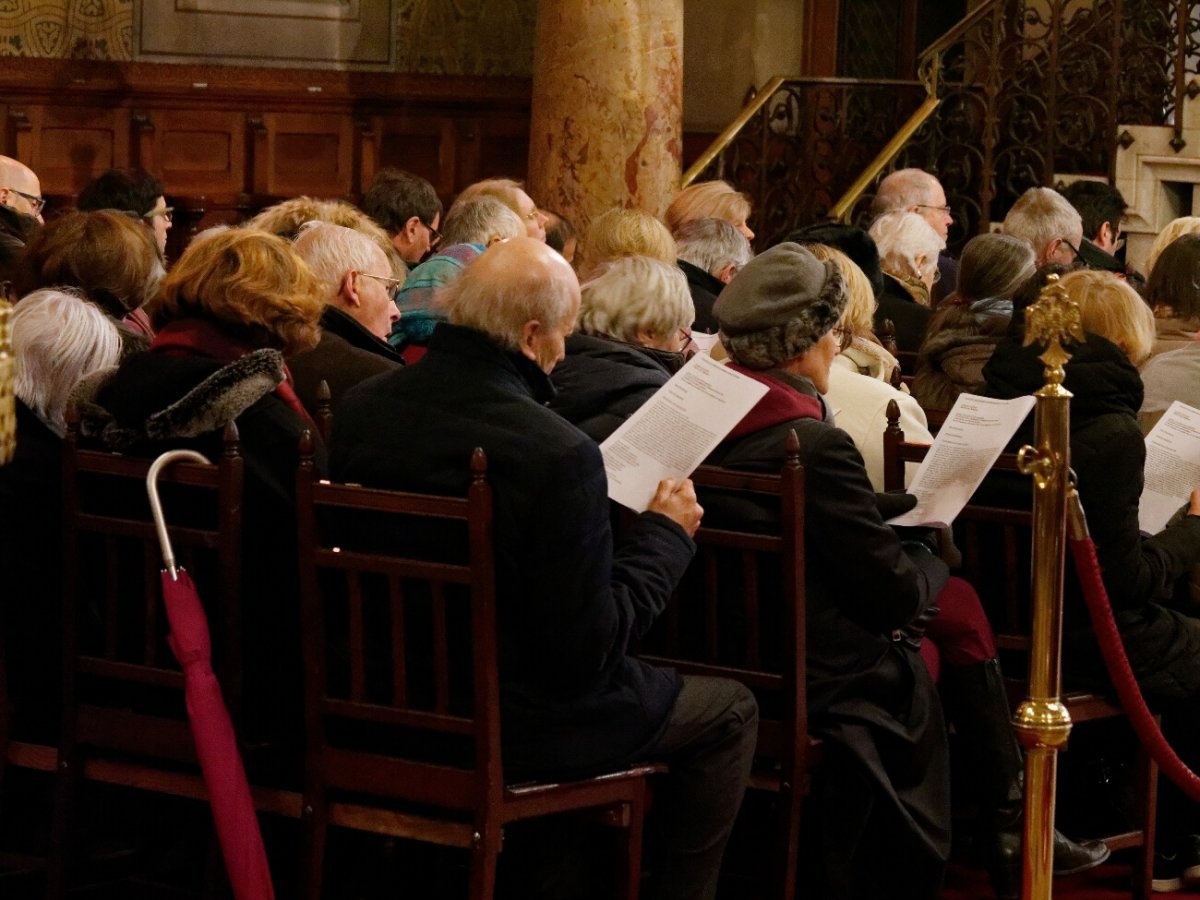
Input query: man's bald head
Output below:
<box><xmin>0</xmin><ymin>156</ymin><xmax>43</xmax><ymax>223</ymax></box>
<box><xmin>872</xmin><ymin>168</ymin><xmax>951</xmax><ymax>241</ymax></box>
<box><xmin>439</xmin><ymin>237</ymin><xmax>580</xmax><ymax>371</ymax></box>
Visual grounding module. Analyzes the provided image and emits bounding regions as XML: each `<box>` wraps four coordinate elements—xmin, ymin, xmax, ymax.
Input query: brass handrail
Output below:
<box><xmin>826</xmin><ymin>95</ymin><xmax>941</xmax><ymax>222</ymax></box>
<box><xmin>917</xmin><ymin>0</ymin><xmax>1002</xmax><ymax>70</ymax></box>
<box><xmin>681</xmin><ymin>76</ymin><xmax>786</xmax><ymax>188</ymax></box>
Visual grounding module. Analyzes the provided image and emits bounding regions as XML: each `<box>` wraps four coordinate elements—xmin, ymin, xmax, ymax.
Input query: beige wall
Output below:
<box><xmin>683</xmin><ymin>0</ymin><xmax>807</xmax><ymax>132</ymax></box>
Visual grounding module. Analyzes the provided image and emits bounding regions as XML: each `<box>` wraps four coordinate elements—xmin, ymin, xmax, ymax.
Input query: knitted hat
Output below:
<box><xmin>786</xmin><ymin>222</ymin><xmax>885</xmax><ymax>299</ymax></box>
<box><xmin>714</xmin><ymin>242</ymin><xmax>847</xmax><ymax>369</ymax></box>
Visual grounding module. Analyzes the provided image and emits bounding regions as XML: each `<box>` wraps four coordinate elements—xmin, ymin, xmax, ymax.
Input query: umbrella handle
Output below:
<box><xmin>147</xmin><ymin>449</ymin><xmax>212</xmax><ymax>581</ymax></box>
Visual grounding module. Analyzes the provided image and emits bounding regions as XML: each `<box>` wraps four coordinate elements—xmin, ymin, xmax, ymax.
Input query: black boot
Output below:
<box><xmin>941</xmin><ymin>659</ymin><xmax>1110</xmax><ymax>898</ymax></box>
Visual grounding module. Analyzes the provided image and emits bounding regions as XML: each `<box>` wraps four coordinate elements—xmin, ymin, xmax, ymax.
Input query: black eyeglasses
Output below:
<box><xmin>830</xmin><ymin>325</ymin><xmax>853</xmax><ymax>352</ymax></box>
<box><xmin>5</xmin><ymin>187</ymin><xmax>44</xmax><ymax>215</ymax></box>
<box><xmin>422</xmin><ymin>220</ymin><xmax>442</xmax><ymax>249</ymax></box>
<box><xmin>358</xmin><ymin>271</ymin><xmax>405</xmax><ymax>300</ymax></box>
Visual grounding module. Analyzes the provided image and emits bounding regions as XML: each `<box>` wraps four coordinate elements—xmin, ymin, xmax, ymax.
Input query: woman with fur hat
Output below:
<box><xmin>704</xmin><ymin>242</ymin><xmax>1105</xmax><ymax>898</ymax></box>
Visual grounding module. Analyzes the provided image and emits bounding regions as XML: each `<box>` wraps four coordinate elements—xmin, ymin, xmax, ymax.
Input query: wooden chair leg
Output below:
<box><xmin>45</xmin><ymin>747</ymin><xmax>81</xmax><ymax>900</ymax></box>
<box><xmin>774</xmin><ymin>784</ymin><xmax>802</xmax><ymax>900</ymax></box>
<box><xmin>299</xmin><ymin>790</ymin><xmax>329</xmax><ymax>900</ymax></box>
<box><xmin>1132</xmin><ymin>738</ymin><xmax>1159</xmax><ymax>900</ymax></box>
<box><xmin>467</xmin><ymin>826</ymin><xmax>501</xmax><ymax>900</ymax></box>
<box><xmin>619</xmin><ymin>797</ymin><xmax>644</xmax><ymax>900</ymax></box>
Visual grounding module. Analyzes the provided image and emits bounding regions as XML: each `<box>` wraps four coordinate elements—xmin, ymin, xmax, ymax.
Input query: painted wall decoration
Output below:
<box><xmin>0</xmin><ymin>0</ymin><xmax>535</xmax><ymax>75</ymax></box>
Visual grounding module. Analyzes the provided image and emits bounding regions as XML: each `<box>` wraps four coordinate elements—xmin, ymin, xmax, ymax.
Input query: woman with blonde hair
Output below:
<box><xmin>663</xmin><ymin>179</ymin><xmax>754</xmax><ymax>240</ymax></box>
<box><xmin>578</xmin><ymin>207</ymin><xmax>677</xmax><ymax>278</ymax></box>
<box><xmin>984</xmin><ymin>268</ymin><xmax>1200</xmax><ymax>886</ymax></box>
<box><xmin>806</xmin><ymin>242</ymin><xmax>900</xmax><ymax>382</ymax></box>
<box><xmin>1146</xmin><ymin>215</ymin><xmax>1200</xmax><ymax>276</ymax></box>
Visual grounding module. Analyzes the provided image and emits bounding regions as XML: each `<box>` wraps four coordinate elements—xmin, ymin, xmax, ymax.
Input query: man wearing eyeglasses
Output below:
<box><xmin>1001</xmin><ymin>186</ymin><xmax>1085</xmax><ymax>268</ymax></box>
<box><xmin>0</xmin><ymin>156</ymin><xmax>45</xmax><ymax>225</ymax></box>
<box><xmin>76</xmin><ymin>167</ymin><xmax>172</xmax><ymax>261</ymax></box>
<box><xmin>362</xmin><ymin>167</ymin><xmax>444</xmax><ymax>267</ymax></box>
<box><xmin>872</xmin><ymin>168</ymin><xmax>958</xmax><ymax>304</ymax></box>
<box><xmin>288</xmin><ymin>221</ymin><xmax>405</xmax><ymax>418</ymax></box>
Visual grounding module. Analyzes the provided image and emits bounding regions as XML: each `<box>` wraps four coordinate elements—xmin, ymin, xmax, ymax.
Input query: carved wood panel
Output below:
<box><xmin>9</xmin><ymin>105</ymin><xmax>132</xmax><ymax>197</ymax></box>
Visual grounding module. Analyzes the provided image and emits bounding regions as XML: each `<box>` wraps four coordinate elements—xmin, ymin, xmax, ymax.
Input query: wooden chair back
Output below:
<box><xmin>59</xmin><ymin>420</ymin><xmax>245</xmax><ymax>764</ymax></box>
<box><xmin>881</xmin><ymin>400</ymin><xmax>1157</xmax><ymax>896</ymax></box>
<box><xmin>636</xmin><ymin>432</ymin><xmax>807</xmax><ymax>900</ymax></box>
<box><xmin>294</xmin><ymin>436</ymin><xmax>652</xmax><ymax>900</ymax></box>
<box><xmin>295</xmin><ymin>437</ymin><xmax>503</xmax><ymax>813</ymax></box>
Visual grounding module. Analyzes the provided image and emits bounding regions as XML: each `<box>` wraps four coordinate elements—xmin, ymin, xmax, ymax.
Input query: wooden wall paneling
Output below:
<box><xmin>374</xmin><ymin>114</ymin><xmax>457</xmax><ymax>199</ymax></box>
<box><xmin>12</xmin><ymin>105</ymin><xmax>132</xmax><ymax>200</ymax></box>
<box><xmin>254</xmin><ymin>111</ymin><xmax>355</xmax><ymax>200</ymax></box>
<box><xmin>356</xmin><ymin>116</ymin><xmax>380</xmax><ymax>197</ymax></box>
<box><xmin>136</xmin><ymin>109</ymin><xmax>248</xmax><ymax>201</ymax></box>
<box><xmin>472</xmin><ymin>115</ymin><xmax>530</xmax><ymax>186</ymax></box>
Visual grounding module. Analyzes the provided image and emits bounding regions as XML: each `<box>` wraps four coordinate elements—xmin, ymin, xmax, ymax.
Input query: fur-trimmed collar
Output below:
<box><xmin>70</xmin><ymin>348</ymin><xmax>286</xmax><ymax>450</ymax></box>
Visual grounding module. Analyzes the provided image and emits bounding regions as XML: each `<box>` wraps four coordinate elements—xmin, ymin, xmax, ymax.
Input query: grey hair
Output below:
<box><xmin>871</xmin><ymin>168</ymin><xmax>941</xmax><ymax>218</ymax></box>
<box><xmin>1002</xmin><ymin>187</ymin><xmax>1083</xmax><ymax>260</ymax></box>
<box><xmin>293</xmin><ymin>221</ymin><xmax>395</xmax><ymax>303</ymax></box>
<box><xmin>675</xmin><ymin>217</ymin><xmax>753</xmax><ymax>278</ymax></box>
<box><xmin>13</xmin><ymin>288</ymin><xmax>122</xmax><ymax>433</ymax></box>
<box><xmin>956</xmin><ymin>232</ymin><xmax>1036</xmax><ymax>302</ymax></box>
<box><xmin>578</xmin><ymin>256</ymin><xmax>695</xmax><ymax>343</ymax></box>
<box><xmin>439</xmin><ymin>258</ymin><xmax>576</xmax><ymax>352</ymax></box>
<box><xmin>722</xmin><ymin>266</ymin><xmax>847</xmax><ymax>370</ymax></box>
<box><xmin>440</xmin><ymin>196</ymin><xmax>524</xmax><ymax>247</ymax></box>
<box><xmin>869</xmin><ymin>211</ymin><xmax>945</xmax><ymax>282</ymax></box>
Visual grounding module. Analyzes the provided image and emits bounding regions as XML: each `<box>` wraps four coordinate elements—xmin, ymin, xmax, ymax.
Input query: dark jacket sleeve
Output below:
<box><xmin>804</xmin><ymin>424</ymin><xmax>947</xmax><ymax>632</ymax></box>
<box><xmin>512</xmin><ymin>438</ymin><xmax>694</xmax><ymax>686</ymax></box>
<box><xmin>1075</xmin><ymin>417</ymin><xmax>1200</xmax><ymax>610</ymax></box>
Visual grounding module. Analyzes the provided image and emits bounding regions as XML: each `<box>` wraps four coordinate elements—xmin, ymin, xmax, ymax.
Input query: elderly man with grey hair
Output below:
<box><xmin>872</xmin><ymin>167</ymin><xmax>958</xmax><ymax>301</ymax></box>
<box><xmin>387</xmin><ymin>196</ymin><xmax>525</xmax><ymax>355</ymax></box>
<box><xmin>550</xmin><ymin>255</ymin><xmax>695</xmax><ymax>440</ymax></box>
<box><xmin>288</xmin><ymin>221</ymin><xmax>404</xmax><ymax>417</ymax></box>
<box><xmin>705</xmin><ymin>241</ymin><xmax>953</xmax><ymax>898</ymax></box>
<box><xmin>674</xmin><ymin>217</ymin><xmax>751</xmax><ymax>334</ymax></box>
<box><xmin>333</xmin><ymin>237</ymin><xmax>757</xmax><ymax>900</ymax></box>
<box><xmin>1002</xmin><ymin>186</ymin><xmax>1085</xmax><ymax>267</ymax></box>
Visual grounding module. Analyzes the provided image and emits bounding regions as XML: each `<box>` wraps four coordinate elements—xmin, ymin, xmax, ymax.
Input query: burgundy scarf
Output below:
<box><xmin>725</xmin><ymin>364</ymin><xmax>824</xmax><ymax>440</ymax></box>
<box><xmin>151</xmin><ymin>319</ymin><xmax>318</xmax><ymax>432</ymax></box>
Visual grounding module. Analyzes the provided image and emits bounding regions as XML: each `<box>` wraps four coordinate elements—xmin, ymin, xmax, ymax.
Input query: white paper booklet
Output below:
<box><xmin>887</xmin><ymin>393</ymin><xmax>1036</xmax><ymax>528</ymax></box>
<box><xmin>600</xmin><ymin>353</ymin><xmax>769</xmax><ymax>512</ymax></box>
<box><xmin>1139</xmin><ymin>400</ymin><xmax>1200</xmax><ymax>535</ymax></box>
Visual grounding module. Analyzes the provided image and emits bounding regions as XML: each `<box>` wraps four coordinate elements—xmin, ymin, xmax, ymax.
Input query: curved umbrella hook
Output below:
<box><xmin>147</xmin><ymin>449</ymin><xmax>211</xmax><ymax>581</ymax></box>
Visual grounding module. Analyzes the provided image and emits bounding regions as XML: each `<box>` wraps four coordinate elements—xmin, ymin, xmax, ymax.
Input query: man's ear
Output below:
<box><xmin>518</xmin><ymin>319</ymin><xmax>541</xmax><ymax>363</ymax></box>
<box><xmin>340</xmin><ymin>270</ymin><xmax>361</xmax><ymax>308</ymax></box>
<box><xmin>404</xmin><ymin>215</ymin><xmax>423</xmax><ymax>239</ymax></box>
<box><xmin>716</xmin><ymin>262</ymin><xmax>738</xmax><ymax>285</ymax></box>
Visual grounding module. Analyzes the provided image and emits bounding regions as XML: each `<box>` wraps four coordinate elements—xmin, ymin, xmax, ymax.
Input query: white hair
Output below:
<box><xmin>1001</xmin><ymin>187</ymin><xmax>1083</xmax><ymax>260</ymax></box>
<box><xmin>439</xmin><ymin>256</ymin><xmax>576</xmax><ymax>352</ymax></box>
<box><xmin>578</xmin><ymin>256</ymin><xmax>695</xmax><ymax>344</ymax></box>
<box><xmin>440</xmin><ymin>196</ymin><xmax>524</xmax><ymax>247</ymax></box>
<box><xmin>870</xmin><ymin>168</ymin><xmax>942</xmax><ymax>218</ymax></box>
<box><xmin>675</xmin><ymin>218</ymin><xmax>753</xmax><ymax>277</ymax></box>
<box><xmin>12</xmin><ymin>288</ymin><xmax>121</xmax><ymax>433</ymax></box>
<box><xmin>293</xmin><ymin>221</ymin><xmax>395</xmax><ymax>303</ymax></box>
<box><xmin>869</xmin><ymin>211</ymin><xmax>946</xmax><ymax>282</ymax></box>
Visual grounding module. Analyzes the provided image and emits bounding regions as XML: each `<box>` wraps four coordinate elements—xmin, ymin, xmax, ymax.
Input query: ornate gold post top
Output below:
<box><xmin>1022</xmin><ymin>273</ymin><xmax>1084</xmax><ymax>390</ymax></box>
<box><xmin>0</xmin><ymin>299</ymin><xmax>13</xmax><ymax>465</ymax></box>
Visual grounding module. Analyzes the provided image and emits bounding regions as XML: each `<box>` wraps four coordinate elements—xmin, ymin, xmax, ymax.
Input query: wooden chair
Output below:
<box><xmin>636</xmin><ymin>433</ymin><xmax>810</xmax><ymax>900</ymax></box>
<box><xmin>46</xmin><ymin>421</ymin><xmax>262</xmax><ymax>896</ymax></box>
<box><xmin>294</xmin><ymin>435</ymin><xmax>654</xmax><ymax>900</ymax></box>
<box><xmin>882</xmin><ymin>400</ymin><xmax>1158</xmax><ymax>899</ymax></box>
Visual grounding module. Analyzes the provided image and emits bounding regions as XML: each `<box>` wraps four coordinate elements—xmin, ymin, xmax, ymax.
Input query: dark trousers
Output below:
<box><xmin>643</xmin><ymin>674</ymin><xmax>758</xmax><ymax>900</ymax></box>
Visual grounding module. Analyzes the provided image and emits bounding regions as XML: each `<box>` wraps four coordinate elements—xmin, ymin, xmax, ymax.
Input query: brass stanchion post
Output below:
<box><xmin>1014</xmin><ymin>275</ymin><xmax>1083</xmax><ymax>899</ymax></box>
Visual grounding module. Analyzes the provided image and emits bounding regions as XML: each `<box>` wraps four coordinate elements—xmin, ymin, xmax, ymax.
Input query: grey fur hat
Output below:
<box><xmin>714</xmin><ymin>242</ymin><xmax>847</xmax><ymax>369</ymax></box>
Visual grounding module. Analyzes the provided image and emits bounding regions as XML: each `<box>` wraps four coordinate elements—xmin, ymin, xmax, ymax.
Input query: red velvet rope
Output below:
<box><xmin>1066</xmin><ymin>510</ymin><xmax>1200</xmax><ymax>801</ymax></box>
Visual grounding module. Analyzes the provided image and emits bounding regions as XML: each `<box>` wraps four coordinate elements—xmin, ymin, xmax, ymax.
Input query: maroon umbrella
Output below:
<box><xmin>149</xmin><ymin>450</ymin><xmax>275</xmax><ymax>900</ymax></box>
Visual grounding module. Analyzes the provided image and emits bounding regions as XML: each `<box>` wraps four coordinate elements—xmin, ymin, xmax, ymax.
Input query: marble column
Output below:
<box><xmin>529</xmin><ymin>0</ymin><xmax>684</xmax><ymax>238</ymax></box>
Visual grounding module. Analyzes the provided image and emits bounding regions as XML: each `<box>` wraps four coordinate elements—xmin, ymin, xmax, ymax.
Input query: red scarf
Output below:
<box><xmin>151</xmin><ymin>319</ymin><xmax>318</xmax><ymax>432</ymax></box>
<box><xmin>725</xmin><ymin>364</ymin><xmax>824</xmax><ymax>440</ymax></box>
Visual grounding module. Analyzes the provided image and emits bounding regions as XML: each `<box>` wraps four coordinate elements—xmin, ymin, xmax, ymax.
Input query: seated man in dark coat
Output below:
<box><xmin>332</xmin><ymin>237</ymin><xmax>757</xmax><ymax>900</ymax></box>
<box><xmin>706</xmin><ymin>242</ymin><xmax>952</xmax><ymax>899</ymax></box>
<box><xmin>674</xmin><ymin>217</ymin><xmax>751</xmax><ymax>334</ymax></box>
<box><xmin>289</xmin><ymin>221</ymin><xmax>404</xmax><ymax>417</ymax></box>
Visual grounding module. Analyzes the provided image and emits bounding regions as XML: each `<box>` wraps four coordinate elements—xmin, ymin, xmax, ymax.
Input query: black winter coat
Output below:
<box><xmin>548</xmin><ymin>333</ymin><xmax>676</xmax><ymax>442</ymax></box>
<box><xmin>983</xmin><ymin>334</ymin><xmax>1200</xmax><ymax>699</ymax></box>
<box><xmin>288</xmin><ymin>306</ymin><xmax>402</xmax><ymax>420</ymax></box>
<box><xmin>678</xmin><ymin>259</ymin><xmax>724</xmax><ymax>334</ymax></box>
<box><xmin>331</xmin><ymin>323</ymin><xmax>696</xmax><ymax>778</ymax></box>
<box><xmin>875</xmin><ymin>273</ymin><xmax>933</xmax><ymax>353</ymax></box>
<box><xmin>705</xmin><ymin>369</ymin><xmax>951</xmax><ymax>899</ymax></box>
